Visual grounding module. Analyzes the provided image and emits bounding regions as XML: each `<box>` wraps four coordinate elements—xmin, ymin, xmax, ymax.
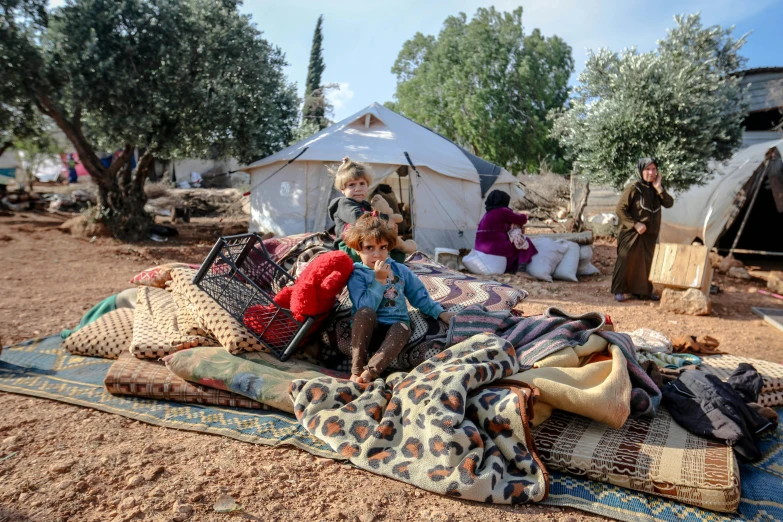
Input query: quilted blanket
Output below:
<box><xmin>290</xmin><ymin>334</ymin><xmax>549</xmax><ymax>504</ymax></box>
<box><xmin>445</xmin><ymin>305</ymin><xmax>662</xmax><ymax>419</ymax></box>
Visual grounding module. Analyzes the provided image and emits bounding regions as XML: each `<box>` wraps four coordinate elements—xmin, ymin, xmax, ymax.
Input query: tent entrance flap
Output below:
<box><xmin>716</xmin><ymin>153</ymin><xmax>783</xmax><ymax>261</ymax></box>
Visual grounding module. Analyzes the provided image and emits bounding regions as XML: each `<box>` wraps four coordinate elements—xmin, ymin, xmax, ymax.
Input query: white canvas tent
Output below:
<box><xmin>659</xmin><ymin>139</ymin><xmax>783</xmax><ymax>251</ymax></box>
<box><xmin>242</xmin><ymin>103</ymin><xmax>524</xmax><ymax>253</ymax></box>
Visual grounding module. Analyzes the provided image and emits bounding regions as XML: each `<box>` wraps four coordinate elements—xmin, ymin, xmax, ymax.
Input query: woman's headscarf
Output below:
<box><xmin>485</xmin><ymin>190</ymin><xmax>511</xmax><ymax>212</ymax></box>
<box><xmin>636</xmin><ymin>158</ymin><xmax>659</xmax><ymax>187</ymax></box>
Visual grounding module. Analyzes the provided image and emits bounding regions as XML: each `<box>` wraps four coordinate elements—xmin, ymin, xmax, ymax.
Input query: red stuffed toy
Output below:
<box><xmin>243</xmin><ymin>251</ymin><xmax>354</xmax><ymax>349</ymax></box>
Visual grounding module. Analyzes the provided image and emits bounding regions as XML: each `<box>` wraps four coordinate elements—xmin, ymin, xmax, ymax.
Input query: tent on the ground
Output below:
<box><xmin>242</xmin><ymin>103</ymin><xmax>524</xmax><ymax>253</ymax></box>
<box><xmin>659</xmin><ymin>139</ymin><xmax>783</xmax><ymax>256</ymax></box>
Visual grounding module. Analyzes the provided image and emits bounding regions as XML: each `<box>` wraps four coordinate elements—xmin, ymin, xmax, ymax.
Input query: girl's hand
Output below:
<box><xmin>374</xmin><ymin>259</ymin><xmax>391</xmax><ymax>283</ymax></box>
<box><xmin>634</xmin><ymin>222</ymin><xmax>647</xmax><ymax>235</ymax></box>
<box><xmin>438</xmin><ymin>311</ymin><xmax>456</xmax><ymax>323</ymax></box>
<box><xmin>653</xmin><ymin>172</ymin><xmax>663</xmax><ymax>191</ymax></box>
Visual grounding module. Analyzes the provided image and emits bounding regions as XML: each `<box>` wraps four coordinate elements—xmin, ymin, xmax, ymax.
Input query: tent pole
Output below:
<box><xmin>717</xmin><ymin>248</ymin><xmax>783</xmax><ymax>257</ymax></box>
<box><xmin>728</xmin><ymin>161</ymin><xmax>768</xmax><ymax>257</ymax></box>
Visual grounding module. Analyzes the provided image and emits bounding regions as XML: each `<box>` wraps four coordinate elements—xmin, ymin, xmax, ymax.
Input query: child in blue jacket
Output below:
<box><xmin>343</xmin><ymin>213</ymin><xmax>454</xmax><ymax>383</ymax></box>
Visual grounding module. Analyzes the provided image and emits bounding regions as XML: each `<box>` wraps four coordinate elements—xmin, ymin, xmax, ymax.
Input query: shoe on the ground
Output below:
<box><xmin>614</xmin><ymin>293</ymin><xmax>628</xmax><ymax>302</ymax></box>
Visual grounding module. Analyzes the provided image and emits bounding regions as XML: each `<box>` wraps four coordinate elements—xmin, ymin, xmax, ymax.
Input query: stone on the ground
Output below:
<box><xmin>660</xmin><ymin>288</ymin><xmax>712</xmax><ymax>316</ymax></box>
<box><xmin>719</xmin><ymin>255</ymin><xmax>743</xmax><ymax>274</ymax></box>
<box><xmin>768</xmin><ymin>271</ymin><xmax>783</xmax><ymax>294</ymax></box>
<box><xmin>728</xmin><ymin>267</ymin><xmax>751</xmax><ymax>280</ymax></box>
<box><xmin>49</xmin><ymin>460</ymin><xmax>75</xmax><ymax>474</ymax></box>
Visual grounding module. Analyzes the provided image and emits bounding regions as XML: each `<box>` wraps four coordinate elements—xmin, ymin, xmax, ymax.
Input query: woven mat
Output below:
<box><xmin>1</xmin><ymin>336</ymin><xmax>782</xmax><ymax>520</ymax></box>
<box><xmin>0</xmin><ymin>336</ymin><xmax>336</xmax><ymax>457</ymax></box>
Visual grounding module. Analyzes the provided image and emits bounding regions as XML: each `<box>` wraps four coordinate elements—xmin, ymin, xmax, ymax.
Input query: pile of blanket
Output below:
<box><xmin>57</xmin><ymin>231</ymin><xmax>783</xmax><ymax>512</ymax></box>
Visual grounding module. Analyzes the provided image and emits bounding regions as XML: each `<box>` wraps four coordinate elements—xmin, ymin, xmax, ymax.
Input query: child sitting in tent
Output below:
<box><xmin>328</xmin><ymin>157</ymin><xmax>407</xmax><ymax>263</ymax></box>
<box><xmin>343</xmin><ymin>213</ymin><xmax>455</xmax><ymax>383</ymax></box>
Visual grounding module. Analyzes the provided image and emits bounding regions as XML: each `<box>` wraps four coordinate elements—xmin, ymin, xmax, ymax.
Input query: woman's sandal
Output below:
<box><xmin>614</xmin><ymin>293</ymin><xmax>629</xmax><ymax>302</ymax></box>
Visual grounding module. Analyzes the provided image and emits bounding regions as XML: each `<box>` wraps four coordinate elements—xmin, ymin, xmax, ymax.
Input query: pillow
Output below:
<box><xmin>169</xmin><ymin>268</ymin><xmax>267</xmax><ymax>354</ymax></box>
<box><xmin>552</xmin><ymin>241</ymin><xmax>580</xmax><ymax>282</ymax></box>
<box><xmin>462</xmin><ymin>249</ymin><xmax>507</xmax><ymax>275</ymax></box>
<box><xmin>105</xmin><ymin>352</ymin><xmax>266</xmax><ymax>409</ymax></box>
<box><xmin>62</xmin><ymin>308</ymin><xmax>134</xmax><ymax>359</ymax></box>
<box><xmin>164</xmin><ymin>346</ymin><xmax>347</xmax><ymax>413</ymax></box>
<box><xmin>577</xmin><ymin>245</ymin><xmax>600</xmax><ymax>276</ymax></box>
<box><xmin>129</xmin><ymin>263</ymin><xmax>201</xmax><ymax>289</ymax></box>
<box><xmin>130</xmin><ymin>287</ymin><xmax>219</xmax><ymax>359</ymax></box>
<box><xmin>526</xmin><ymin>238</ymin><xmax>568</xmax><ymax>282</ymax></box>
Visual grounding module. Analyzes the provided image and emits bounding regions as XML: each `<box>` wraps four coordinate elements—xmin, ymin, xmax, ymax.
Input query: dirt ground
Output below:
<box><xmin>1</xmin><ymin>210</ymin><xmax>782</xmax><ymax>522</ymax></box>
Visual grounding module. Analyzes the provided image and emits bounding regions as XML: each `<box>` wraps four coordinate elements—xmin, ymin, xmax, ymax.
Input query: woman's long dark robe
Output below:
<box><xmin>611</xmin><ymin>182</ymin><xmax>674</xmax><ymax>295</ymax></box>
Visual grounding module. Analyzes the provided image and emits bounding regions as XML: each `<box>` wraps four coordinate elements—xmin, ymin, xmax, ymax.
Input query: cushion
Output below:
<box><xmin>577</xmin><ymin>245</ymin><xmax>600</xmax><ymax>276</ymax></box>
<box><xmin>62</xmin><ymin>308</ymin><xmax>135</xmax><ymax>359</ymax></box>
<box><xmin>129</xmin><ymin>263</ymin><xmax>201</xmax><ymax>289</ymax></box>
<box><xmin>169</xmin><ymin>268</ymin><xmax>267</xmax><ymax>354</ymax></box>
<box><xmin>105</xmin><ymin>352</ymin><xmax>265</xmax><ymax>409</ymax></box>
<box><xmin>164</xmin><ymin>346</ymin><xmax>347</xmax><ymax>413</ymax></box>
<box><xmin>532</xmin><ymin>408</ymin><xmax>741</xmax><ymax>512</ymax></box>
<box><xmin>130</xmin><ymin>287</ymin><xmax>219</xmax><ymax>359</ymax></box>
<box><xmin>553</xmin><ymin>241</ymin><xmax>580</xmax><ymax>282</ymax></box>
<box><xmin>699</xmin><ymin>354</ymin><xmax>783</xmax><ymax>407</ymax></box>
<box><xmin>526</xmin><ymin>238</ymin><xmax>568</xmax><ymax>282</ymax></box>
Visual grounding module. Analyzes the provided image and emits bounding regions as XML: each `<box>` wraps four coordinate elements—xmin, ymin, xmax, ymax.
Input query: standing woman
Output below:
<box><xmin>612</xmin><ymin>158</ymin><xmax>674</xmax><ymax>302</ymax></box>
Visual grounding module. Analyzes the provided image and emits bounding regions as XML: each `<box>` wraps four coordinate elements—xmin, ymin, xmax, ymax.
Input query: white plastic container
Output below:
<box><xmin>434</xmin><ymin>247</ymin><xmax>461</xmax><ymax>271</ymax></box>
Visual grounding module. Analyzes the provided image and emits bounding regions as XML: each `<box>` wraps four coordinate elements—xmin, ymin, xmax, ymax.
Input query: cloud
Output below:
<box><xmin>326</xmin><ymin>82</ymin><xmax>355</xmax><ymax>112</ymax></box>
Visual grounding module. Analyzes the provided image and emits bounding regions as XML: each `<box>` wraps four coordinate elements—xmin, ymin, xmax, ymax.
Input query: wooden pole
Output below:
<box><xmin>527</xmin><ymin>231</ymin><xmax>594</xmax><ymax>245</ymax></box>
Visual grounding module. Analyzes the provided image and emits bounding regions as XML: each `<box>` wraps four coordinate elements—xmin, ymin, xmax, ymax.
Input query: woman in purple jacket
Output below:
<box><xmin>474</xmin><ymin>190</ymin><xmax>538</xmax><ymax>273</ymax></box>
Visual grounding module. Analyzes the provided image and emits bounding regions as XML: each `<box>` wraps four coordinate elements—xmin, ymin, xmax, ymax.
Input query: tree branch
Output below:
<box><xmin>105</xmin><ymin>144</ymin><xmax>134</xmax><ymax>180</ymax></box>
<box><xmin>34</xmin><ymin>90</ymin><xmax>104</xmax><ymax>179</ymax></box>
<box><xmin>133</xmin><ymin>150</ymin><xmax>155</xmax><ymax>191</ymax></box>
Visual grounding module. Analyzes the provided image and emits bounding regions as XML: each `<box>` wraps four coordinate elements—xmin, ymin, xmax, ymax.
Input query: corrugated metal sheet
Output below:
<box><xmin>740</xmin><ymin>69</ymin><xmax>783</xmax><ymax>113</ymax></box>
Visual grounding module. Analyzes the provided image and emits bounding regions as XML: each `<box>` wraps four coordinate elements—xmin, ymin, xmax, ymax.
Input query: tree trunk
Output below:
<box><xmin>98</xmin><ymin>151</ymin><xmax>155</xmax><ymax>240</ymax></box>
<box><xmin>34</xmin><ymin>92</ymin><xmax>153</xmax><ymax>239</ymax></box>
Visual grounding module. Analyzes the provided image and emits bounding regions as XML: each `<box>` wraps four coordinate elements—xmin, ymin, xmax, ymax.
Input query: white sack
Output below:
<box><xmin>526</xmin><ymin>238</ymin><xmax>568</xmax><ymax>282</ymax></box>
<box><xmin>462</xmin><ymin>249</ymin><xmax>507</xmax><ymax>276</ymax></box>
<box><xmin>577</xmin><ymin>245</ymin><xmax>600</xmax><ymax>276</ymax></box>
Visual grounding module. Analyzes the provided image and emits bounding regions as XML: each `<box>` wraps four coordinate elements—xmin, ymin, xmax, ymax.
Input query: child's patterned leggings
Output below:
<box><xmin>348</xmin><ymin>307</ymin><xmax>412</xmax><ymax>377</ymax></box>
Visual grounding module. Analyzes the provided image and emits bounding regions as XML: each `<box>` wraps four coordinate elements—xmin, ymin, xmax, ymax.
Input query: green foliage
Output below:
<box><xmin>389</xmin><ymin>7</ymin><xmax>574</xmax><ymax>174</ymax></box>
<box><xmin>0</xmin><ymin>0</ymin><xmax>48</xmax><ymax>154</ymax></box>
<box><xmin>46</xmin><ymin>0</ymin><xmax>298</xmax><ymax>164</ymax></box>
<box><xmin>1</xmin><ymin>0</ymin><xmax>298</xmax><ymax>237</ymax></box>
<box><xmin>551</xmin><ymin>14</ymin><xmax>748</xmax><ymax>191</ymax></box>
<box><xmin>303</xmin><ymin>14</ymin><xmax>327</xmax><ymax>129</ymax></box>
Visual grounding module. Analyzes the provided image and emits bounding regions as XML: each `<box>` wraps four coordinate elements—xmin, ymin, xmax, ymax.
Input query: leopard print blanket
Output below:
<box><xmin>289</xmin><ymin>334</ymin><xmax>549</xmax><ymax>504</ymax></box>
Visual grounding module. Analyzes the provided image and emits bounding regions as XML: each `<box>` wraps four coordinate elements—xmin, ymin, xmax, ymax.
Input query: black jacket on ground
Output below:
<box><xmin>662</xmin><ymin>367</ymin><xmax>772</xmax><ymax>462</ymax></box>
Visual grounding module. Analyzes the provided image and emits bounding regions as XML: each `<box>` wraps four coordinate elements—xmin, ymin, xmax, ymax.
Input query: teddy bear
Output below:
<box><xmin>243</xmin><ymin>251</ymin><xmax>354</xmax><ymax>353</ymax></box>
<box><xmin>370</xmin><ymin>194</ymin><xmax>418</xmax><ymax>254</ymax></box>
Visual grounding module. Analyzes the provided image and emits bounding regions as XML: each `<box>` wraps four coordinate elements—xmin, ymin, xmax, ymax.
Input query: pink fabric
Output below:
<box><xmin>475</xmin><ymin>208</ymin><xmax>538</xmax><ymax>272</ymax></box>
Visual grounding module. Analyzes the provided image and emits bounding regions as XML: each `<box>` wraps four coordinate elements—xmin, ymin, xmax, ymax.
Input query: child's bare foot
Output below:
<box><xmin>360</xmin><ymin>369</ymin><xmax>378</xmax><ymax>383</ymax></box>
<box><xmin>350</xmin><ymin>374</ymin><xmax>364</xmax><ymax>384</ymax></box>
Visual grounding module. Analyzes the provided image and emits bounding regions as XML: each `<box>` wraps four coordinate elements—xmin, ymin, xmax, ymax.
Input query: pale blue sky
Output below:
<box><xmin>240</xmin><ymin>0</ymin><xmax>783</xmax><ymax>121</ymax></box>
<box><xmin>47</xmin><ymin>0</ymin><xmax>783</xmax><ymax>121</ymax></box>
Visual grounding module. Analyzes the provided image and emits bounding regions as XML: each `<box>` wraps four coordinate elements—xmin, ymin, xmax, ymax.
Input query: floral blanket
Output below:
<box><xmin>290</xmin><ymin>334</ymin><xmax>549</xmax><ymax>504</ymax></box>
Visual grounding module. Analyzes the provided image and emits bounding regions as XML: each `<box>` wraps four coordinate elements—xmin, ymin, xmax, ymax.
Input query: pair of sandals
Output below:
<box><xmin>614</xmin><ymin>293</ymin><xmax>660</xmax><ymax>302</ymax></box>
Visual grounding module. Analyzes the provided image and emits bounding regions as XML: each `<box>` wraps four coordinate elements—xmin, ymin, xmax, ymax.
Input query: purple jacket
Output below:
<box><xmin>475</xmin><ymin>207</ymin><xmax>538</xmax><ymax>265</ymax></box>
